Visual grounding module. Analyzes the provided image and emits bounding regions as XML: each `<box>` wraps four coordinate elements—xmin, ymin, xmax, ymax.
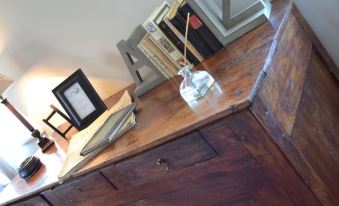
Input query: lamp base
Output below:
<box><xmin>38</xmin><ymin>137</ymin><xmax>55</xmax><ymax>152</ymax></box>
<box><xmin>31</xmin><ymin>130</ymin><xmax>55</xmax><ymax>152</ymax></box>
<box><xmin>1</xmin><ymin>97</ymin><xmax>55</xmax><ymax>152</ymax></box>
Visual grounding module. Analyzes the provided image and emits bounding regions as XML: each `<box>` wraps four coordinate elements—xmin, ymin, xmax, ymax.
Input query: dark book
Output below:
<box><xmin>159</xmin><ymin>20</ymin><xmax>200</xmax><ymax>65</ymax></box>
<box><xmin>178</xmin><ymin>3</ymin><xmax>223</xmax><ymax>53</ymax></box>
<box><xmin>170</xmin><ymin>14</ymin><xmax>212</xmax><ymax>58</ymax></box>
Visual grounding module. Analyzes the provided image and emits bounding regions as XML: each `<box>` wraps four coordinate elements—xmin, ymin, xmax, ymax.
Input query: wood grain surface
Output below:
<box><xmin>75</xmin><ymin>0</ymin><xmax>289</xmax><ymax>179</ymax></box>
<box><xmin>85</xmin><ymin>111</ymin><xmax>319</xmax><ymax>206</ymax></box>
<box><xmin>251</xmin><ymin>3</ymin><xmax>339</xmax><ymax>206</ymax></box>
<box><xmin>42</xmin><ymin>172</ymin><xmax>115</xmax><ymax>206</ymax></box>
<box><xmin>251</xmin><ymin>2</ymin><xmax>312</xmax><ymax>135</ymax></box>
<box><xmin>226</xmin><ymin>111</ymin><xmax>320</xmax><ymax>206</ymax></box>
<box><xmin>290</xmin><ymin>52</ymin><xmax>339</xmax><ymax>205</ymax></box>
<box><xmin>11</xmin><ymin>196</ymin><xmax>49</xmax><ymax>206</ymax></box>
<box><xmin>4</xmin><ymin>0</ymin><xmax>330</xmax><ymax>205</ymax></box>
<box><xmin>114</xmin><ymin>132</ymin><xmax>216</xmax><ymax>186</ymax></box>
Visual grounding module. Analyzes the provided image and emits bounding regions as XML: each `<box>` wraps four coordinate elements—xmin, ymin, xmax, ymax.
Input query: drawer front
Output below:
<box><xmin>113</xmin><ymin>132</ymin><xmax>217</xmax><ymax>186</ymax></box>
<box><xmin>42</xmin><ymin>172</ymin><xmax>115</xmax><ymax>206</ymax></box>
<box><xmin>12</xmin><ymin>196</ymin><xmax>49</xmax><ymax>206</ymax></box>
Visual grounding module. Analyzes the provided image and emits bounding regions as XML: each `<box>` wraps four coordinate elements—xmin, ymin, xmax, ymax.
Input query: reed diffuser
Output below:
<box><xmin>178</xmin><ymin>13</ymin><xmax>215</xmax><ymax>102</ymax></box>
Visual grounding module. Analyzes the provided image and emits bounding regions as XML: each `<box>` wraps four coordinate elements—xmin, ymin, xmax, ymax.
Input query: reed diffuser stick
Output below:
<box><xmin>184</xmin><ymin>12</ymin><xmax>190</xmax><ymax>67</ymax></box>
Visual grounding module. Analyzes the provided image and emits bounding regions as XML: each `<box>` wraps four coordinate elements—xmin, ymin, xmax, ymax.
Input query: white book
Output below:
<box><xmin>138</xmin><ymin>35</ymin><xmax>172</xmax><ymax>79</ymax></box>
<box><xmin>143</xmin><ymin>2</ymin><xmax>192</xmax><ymax>69</ymax></box>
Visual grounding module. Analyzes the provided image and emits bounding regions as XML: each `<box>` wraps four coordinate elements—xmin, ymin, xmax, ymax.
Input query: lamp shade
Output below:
<box><xmin>0</xmin><ymin>73</ymin><xmax>14</xmax><ymax>95</ymax></box>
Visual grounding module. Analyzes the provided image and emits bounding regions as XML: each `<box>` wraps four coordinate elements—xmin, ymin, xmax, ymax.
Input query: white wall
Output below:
<box><xmin>294</xmin><ymin>0</ymin><xmax>339</xmax><ymax>68</ymax></box>
<box><xmin>0</xmin><ymin>0</ymin><xmax>172</xmax><ymax>135</ymax></box>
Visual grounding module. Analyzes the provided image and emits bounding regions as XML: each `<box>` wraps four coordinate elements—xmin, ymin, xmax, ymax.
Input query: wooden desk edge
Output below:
<box><xmin>72</xmin><ymin>99</ymin><xmax>251</xmax><ymax>178</ymax></box>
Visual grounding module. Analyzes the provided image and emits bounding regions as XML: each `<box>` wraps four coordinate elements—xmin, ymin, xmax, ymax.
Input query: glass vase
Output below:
<box><xmin>178</xmin><ymin>66</ymin><xmax>214</xmax><ymax>102</ymax></box>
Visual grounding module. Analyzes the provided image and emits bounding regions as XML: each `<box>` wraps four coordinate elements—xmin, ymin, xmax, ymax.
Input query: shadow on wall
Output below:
<box><xmin>294</xmin><ymin>0</ymin><xmax>339</xmax><ymax>67</ymax></box>
<box><xmin>1</xmin><ymin>40</ymin><xmax>131</xmax><ymax>136</ymax></box>
<box><xmin>2</xmin><ymin>39</ymin><xmax>133</xmax><ymax>80</ymax></box>
<box><xmin>0</xmin><ymin>0</ymin><xmax>178</xmax><ymax>135</ymax></box>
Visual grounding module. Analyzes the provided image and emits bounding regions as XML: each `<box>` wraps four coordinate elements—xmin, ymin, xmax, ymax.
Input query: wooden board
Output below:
<box><xmin>88</xmin><ymin>111</ymin><xmax>319</xmax><ymax>206</ymax></box>
<box><xmin>251</xmin><ymin>2</ymin><xmax>312</xmax><ymax>135</ymax></box>
<box><xmin>290</xmin><ymin>52</ymin><xmax>339</xmax><ymax>205</ymax></box>
<box><xmin>42</xmin><ymin>172</ymin><xmax>116</xmax><ymax>206</ymax></box>
<box><xmin>12</xmin><ymin>196</ymin><xmax>49</xmax><ymax>206</ymax></box>
<box><xmin>251</xmin><ymin>3</ymin><xmax>339</xmax><ymax>205</ymax></box>
<box><xmin>225</xmin><ymin>111</ymin><xmax>320</xmax><ymax>206</ymax></box>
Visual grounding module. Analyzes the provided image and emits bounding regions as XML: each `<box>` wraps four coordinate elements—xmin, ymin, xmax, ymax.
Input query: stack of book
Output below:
<box><xmin>140</xmin><ymin>0</ymin><xmax>223</xmax><ymax>79</ymax></box>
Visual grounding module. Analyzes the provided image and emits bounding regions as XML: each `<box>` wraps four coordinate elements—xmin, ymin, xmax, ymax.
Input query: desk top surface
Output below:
<box><xmin>0</xmin><ymin>0</ymin><xmax>288</xmax><ymax>204</ymax></box>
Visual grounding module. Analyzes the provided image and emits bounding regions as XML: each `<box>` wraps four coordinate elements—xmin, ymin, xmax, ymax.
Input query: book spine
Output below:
<box><xmin>139</xmin><ymin>44</ymin><xmax>172</xmax><ymax>79</ymax></box>
<box><xmin>163</xmin><ymin>18</ymin><xmax>204</xmax><ymax>62</ymax></box>
<box><xmin>143</xmin><ymin>21</ymin><xmax>191</xmax><ymax>69</ymax></box>
<box><xmin>138</xmin><ymin>38</ymin><xmax>172</xmax><ymax>79</ymax></box>
<box><xmin>159</xmin><ymin>20</ymin><xmax>200</xmax><ymax>65</ymax></box>
<box><xmin>178</xmin><ymin>4</ymin><xmax>223</xmax><ymax>53</ymax></box>
<box><xmin>170</xmin><ymin>14</ymin><xmax>212</xmax><ymax>58</ymax></box>
<box><xmin>145</xmin><ymin>35</ymin><xmax>179</xmax><ymax>77</ymax></box>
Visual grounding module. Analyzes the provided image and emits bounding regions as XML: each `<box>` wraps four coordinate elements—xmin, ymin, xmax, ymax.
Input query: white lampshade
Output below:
<box><xmin>0</xmin><ymin>73</ymin><xmax>14</xmax><ymax>95</ymax></box>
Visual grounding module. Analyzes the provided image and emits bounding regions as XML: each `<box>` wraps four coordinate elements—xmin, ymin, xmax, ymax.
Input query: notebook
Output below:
<box><xmin>58</xmin><ymin>91</ymin><xmax>136</xmax><ymax>180</ymax></box>
<box><xmin>80</xmin><ymin>103</ymin><xmax>136</xmax><ymax>156</ymax></box>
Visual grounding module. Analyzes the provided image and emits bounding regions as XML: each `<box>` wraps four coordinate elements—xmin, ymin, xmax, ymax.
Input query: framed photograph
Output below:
<box><xmin>52</xmin><ymin>69</ymin><xmax>107</xmax><ymax>130</ymax></box>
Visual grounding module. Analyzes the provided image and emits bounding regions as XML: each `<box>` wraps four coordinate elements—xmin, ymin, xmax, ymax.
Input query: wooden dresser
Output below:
<box><xmin>1</xmin><ymin>1</ymin><xmax>338</xmax><ymax>205</ymax></box>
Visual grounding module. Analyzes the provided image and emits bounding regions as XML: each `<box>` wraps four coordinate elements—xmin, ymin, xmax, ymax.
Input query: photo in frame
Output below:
<box><xmin>52</xmin><ymin>69</ymin><xmax>107</xmax><ymax>130</ymax></box>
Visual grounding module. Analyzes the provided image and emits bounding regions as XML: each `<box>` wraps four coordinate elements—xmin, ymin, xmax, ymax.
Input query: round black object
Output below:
<box><xmin>18</xmin><ymin>156</ymin><xmax>42</xmax><ymax>180</ymax></box>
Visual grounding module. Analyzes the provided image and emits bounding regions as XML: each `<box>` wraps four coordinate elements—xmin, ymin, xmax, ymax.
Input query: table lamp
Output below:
<box><xmin>0</xmin><ymin>73</ymin><xmax>54</xmax><ymax>152</ymax></box>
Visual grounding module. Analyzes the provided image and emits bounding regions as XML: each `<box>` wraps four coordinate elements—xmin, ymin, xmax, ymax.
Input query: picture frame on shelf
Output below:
<box><xmin>52</xmin><ymin>69</ymin><xmax>107</xmax><ymax>130</ymax></box>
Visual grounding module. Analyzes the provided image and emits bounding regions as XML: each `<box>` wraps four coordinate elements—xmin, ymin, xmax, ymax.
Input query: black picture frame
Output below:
<box><xmin>52</xmin><ymin>69</ymin><xmax>107</xmax><ymax>130</ymax></box>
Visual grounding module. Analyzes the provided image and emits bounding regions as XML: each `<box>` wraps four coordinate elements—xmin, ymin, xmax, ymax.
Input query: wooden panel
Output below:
<box><xmin>199</xmin><ymin>117</ymin><xmax>249</xmax><ymax>158</ymax></box>
<box><xmin>251</xmin><ymin>3</ymin><xmax>339</xmax><ymax>205</ymax></box>
<box><xmin>85</xmin><ymin>113</ymin><xmax>319</xmax><ymax>206</ymax></box>
<box><xmin>87</xmin><ymin>156</ymin><xmax>264</xmax><ymax>206</ymax></box>
<box><xmin>12</xmin><ymin>196</ymin><xmax>49</xmax><ymax>206</ymax></box>
<box><xmin>113</xmin><ymin>132</ymin><xmax>217</xmax><ymax>186</ymax></box>
<box><xmin>251</xmin><ymin>3</ymin><xmax>312</xmax><ymax>135</ymax></box>
<box><xmin>41</xmin><ymin>172</ymin><xmax>115</xmax><ymax>206</ymax></box>
<box><xmin>82</xmin><ymin>118</ymin><xmax>265</xmax><ymax>206</ymax></box>
<box><xmin>226</xmin><ymin>111</ymin><xmax>320</xmax><ymax>206</ymax></box>
<box><xmin>122</xmin><ymin>169</ymin><xmax>265</xmax><ymax>206</ymax></box>
<box><xmin>290</xmin><ymin>52</ymin><xmax>339</xmax><ymax>203</ymax></box>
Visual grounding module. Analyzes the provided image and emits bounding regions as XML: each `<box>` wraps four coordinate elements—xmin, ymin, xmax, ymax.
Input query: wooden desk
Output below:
<box><xmin>1</xmin><ymin>1</ymin><xmax>338</xmax><ymax>205</ymax></box>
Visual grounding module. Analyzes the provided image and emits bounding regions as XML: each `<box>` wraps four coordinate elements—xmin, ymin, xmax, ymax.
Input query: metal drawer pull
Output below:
<box><xmin>77</xmin><ymin>187</ymin><xmax>84</xmax><ymax>192</ymax></box>
<box><xmin>156</xmin><ymin>158</ymin><xmax>169</xmax><ymax>171</ymax></box>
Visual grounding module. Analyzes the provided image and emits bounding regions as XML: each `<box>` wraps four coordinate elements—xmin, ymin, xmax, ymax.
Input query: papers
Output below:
<box><xmin>58</xmin><ymin>91</ymin><xmax>135</xmax><ymax>180</ymax></box>
<box><xmin>64</xmin><ymin>82</ymin><xmax>96</xmax><ymax>119</ymax></box>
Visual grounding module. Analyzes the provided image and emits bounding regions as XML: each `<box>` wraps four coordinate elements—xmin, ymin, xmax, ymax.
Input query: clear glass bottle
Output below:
<box><xmin>178</xmin><ymin>66</ymin><xmax>214</xmax><ymax>102</ymax></box>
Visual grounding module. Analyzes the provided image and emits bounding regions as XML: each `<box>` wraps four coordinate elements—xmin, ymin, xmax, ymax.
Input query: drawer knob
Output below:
<box><xmin>156</xmin><ymin>158</ymin><xmax>169</xmax><ymax>171</ymax></box>
<box><xmin>77</xmin><ymin>187</ymin><xmax>84</xmax><ymax>192</ymax></box>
